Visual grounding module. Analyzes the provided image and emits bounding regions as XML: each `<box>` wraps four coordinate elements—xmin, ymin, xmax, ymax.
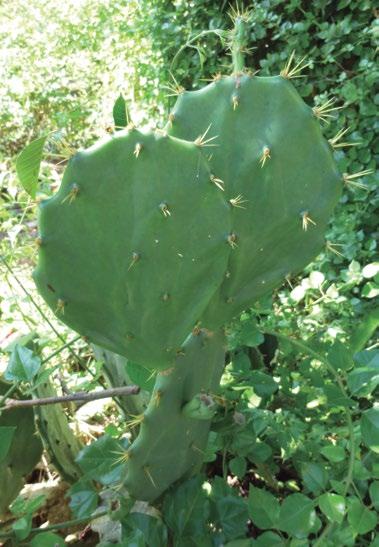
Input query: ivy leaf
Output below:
<box><xmin>120</xmin><ymin>529</ymin><xmax>145</xmax><ymax>547</ymax></box>
<box><xmin>248</xmin><ymin>486</ymin><xmax>280</xmax><ymax>529</ymax></box>
<box><xmin>68</xmin><ymin>481</ymin><xmax>98</xmax><ymax>518</ymax></box>
<box><xmin>212</xmin><ymin>494</ymin><xmax>248</xmax><ymax>540</ymax></box>
<box><xmin>320</xmin><ymin>445</ymin><xmax>346</xmax><ymax>463</ymax></box>
<box><xmin>239</xmin><ymin>321</ymin><xmax>264</xmax><ymax>347</ymax></box>
<box><xmin>301</xmin><ymin>462</ymin><xmax>328</xmax><ymax>494</ymax></box>
<box><xmin>15</xmin><ymin>134</ymin><xmax>49</xmax><ymax>198</ymax></box>
<box><xmin>163</xmin><ymin>476</ymin><xmax>209</xmax><ymax>538</ymax></box>
<box><xmin>347</xmin><ymin>353</ymin><xmax>379</xmax><ymax>397</ymax></box>
<box><xmin>324</xmin><ymin>384</ymin><xmax>353</xmax><ymax>408</ymax></box>
<box><xmin>229</xmin><ymin>456</ymin><xmax>247</xmax><ymax>479</ymax></box>
<box><xmin>123</xmin><ymin>513</ymin><xmax>168</xmax><ymax>546</ymax></box>
<box><xmin>361</xmin><ymin>408</ymin><xmax>379</xmax><ymax>453</ymax></box>
<box><xmin>327</xmin><ymin>340</ymin><xmax>353</xmax><ymax>371</ymax></box>
<box><xmin>5</xmin><ymin>344</ymin><xmax>41</xmax><ymax>383</ymax></box>
<box><xmin>318</xmin><ymin>493</ymin><xmax>345</xmax><ymax>523</ymax></box>
<box><xmin>250</xmin><ymin>371</ymin><xmax>278</xmax><ymax>397</ymax></box>
<box><xmin>76</xmin><ymin>435</ymin><xmax>127</xmax><ymax>484</ymax></box>
<box><xmin>347</xmin><ymin>497</ymin><xmax>378</xmax><ymax>534</ymax></box>
<box><xmin>277</xmin><ymin>494</ymin><xmax>316</xmax><ymax>537</ymax></box>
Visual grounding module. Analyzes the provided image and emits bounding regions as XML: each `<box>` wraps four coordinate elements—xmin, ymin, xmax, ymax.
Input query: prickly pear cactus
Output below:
<box><xmin>34</xmin><ymin>131</ymin><xmax>231</xmax><ymax>368</ymax></box>
<box><xmin>166</xmin><ymin>18</ymin><xmax>342</xmax><ymax>328</ymax></box>
<box><xmin>27</xmin><ymin>11</ymin><xmax>350</xmax><ymax>503</ymax></box>
<box><xmin>33</xmin><ymin>379</ymin><xmax>83</xmax><ymax>483</ymax></box>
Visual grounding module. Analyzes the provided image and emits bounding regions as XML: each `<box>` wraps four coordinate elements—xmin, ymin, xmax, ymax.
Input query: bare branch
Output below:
<box><xmin>2</xmin><ymin>385</ymin><xmax>140</xmax><ymax>410</ymax></box>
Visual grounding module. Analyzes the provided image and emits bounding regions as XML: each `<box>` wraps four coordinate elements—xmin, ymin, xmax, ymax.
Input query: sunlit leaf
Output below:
<box><xmin>15</xmin><ymin>134</ymin><xmax>49</xmax><ymax>198</ymax></box>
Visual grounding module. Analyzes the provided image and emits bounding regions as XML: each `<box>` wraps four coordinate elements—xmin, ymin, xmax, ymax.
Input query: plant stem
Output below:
<box><xmin>2</xmin><ymin>385</ymin><xmax>140</xmax><ymax>410</ymax></box>
<box><xmin>0</xmin><ymin>510</ymin><xmax>109</xmax><ymax>540</ymax></box>
<box><xmin>170</xmin><ymin>29</ymin><xmax>225</xmax><ymax>72</ymax></box>
<box><xmin>41</xmin><ymin>335</ymin><xmax>82</xmax><ymax>365</ymax></box>
<box><xmin>0</xmin><ymin>382</ymin><xmax>19</xmax><ymax>407</ymax></box>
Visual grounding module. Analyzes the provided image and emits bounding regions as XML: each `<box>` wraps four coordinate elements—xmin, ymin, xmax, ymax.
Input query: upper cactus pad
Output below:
<box><xmin>34</xmin><ymin>130</ymin><xmax>231</xmax><ymax>368</ymax></box>
<box><xmin>167</xmin><ymin>74</ymin><xmax>342</xmax><ymax>327</ymax></box>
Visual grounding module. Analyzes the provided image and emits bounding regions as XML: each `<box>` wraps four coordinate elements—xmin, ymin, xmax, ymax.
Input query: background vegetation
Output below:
<box><xmin>0</xmin><ymin>0</ymin><xmax>378</xmax><ymax>545</ymax></box>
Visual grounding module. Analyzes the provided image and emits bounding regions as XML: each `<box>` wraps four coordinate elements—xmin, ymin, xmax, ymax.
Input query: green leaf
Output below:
<box><xmin>318</xmin><ymin>493</ymin><xmax>345</xmax><ymax>523</ymax></box>
<box><xmin>229</xmin><ymin>456</ymin><xmax>247</xmax><ymax>478</ymax></box>
<box><xmin>350</xmin><ymin>310</ymin><xmax>379</xmax><ymax>354</ymax></box>
<box><xmin>121</xmin><ymin>529</ymin><xmax>145</xmax><ymax>546</ymax></box>
<box><xmin>347</xmin><ymin>355</ymin><xmax>379</xmax><ymax>397</ymax></box>
<box><xmin>239</xmin><ymin>321</ymin><xmax>264</xmax><ymax>347</ymax></box>
<box><xmin>68</xmin><ymin>481</ymin><xmax>98</xmax><ymax>518</ymax></box>
<box><xmin>125</xmin><ymin>361</ymin><xmax>155</xmax><ymax>392</ymax></box>
<box><xmin>215</xmin><ymin>496</ymin><xmax>248</xmax><ymax>540</ymax></box>
<box><xmin>251</xmin><ymin>532</ymin><xmax>284</xmax><ymax>546</ymax></box>
<box><xmin>0</xmin><ymin>426</ymin><xmax>16</xmax><ymax>464</ymax></box>
<box><xmin>362</xmin><ymin>263</ymin><xmax>379</xmax><ymax>279</ymax></box>
<box><xmin>278</xmin><ymin>494</ymin><xmax>316</xmax><ymax>537</ymax></box>
<box><xmin>76</xmin><ymin>435</ymin><xmax>126</xmax><ymax>484</ymax></box>
<box><xmin>324</xmin><ymin>384</ymin><xmax>353</xmax><ymax>408</ymax></box>
<box><xmin>347</xmin><ymin>497</ymin><xmax>378</xmax><ymax>534</ymax></box>
<box><xmin>15</xmin><ymin>134</ymin><xmax>49</xmax><ymax>198</ymax></box>
<box><xmin>362</xmin><ymin>282</ymin><xmax>379</xmax><ymax>299</ymax></box>
<box><xmin>124</xmin><ymin>513</ymin><xmax>167</xmax><ymax>546</ymax></box>
<box><xmin>10</xmin><ymin>494</ymin><xmax>46</xmax><ymax>516</ymax></box>
<box><xmin>163</xmin><ymin>476</ymin><xmax>209</xmax><ymax>537</ymax></box>
<box><xmin>112</xmin><ymin>93</ymin><xmax>129</xmax><ymax>130</ymax></box>
<box><xmin>248</xmin><ymin>441</ymin><xmax>272</xmax><ymax>464</ymax></box>
<box><xmin>30</xmin><ymin>532</ymin><xmax>66</xmax><ymax>547</ymax></box>
<box><xmin>12</xmin><ymin>515</ymin><xmax>32</xmax><ymax>541</ymax></box>
<box><xmin>320</xmin><ymin>445</ymin><xmax>346</xmax><ymax>463</ymax></box>
<box><xmin>250</xmin><ymin>371</ymin><xmax>278</xmax><ymax>397</ymax></box>
<box><xmin>361</xmin><ymin>408</ymin><xmax>379</xmax><ymax>453</ymax></box>
<box><xmin>248</xmin><ymin>486</ymin><xmax>280</xmax><ymax>529</ymax></box>
<box><xmin>5</xmin><ymin>344</ymin><xmax>41</xmax><ymax>383</ymax></box>
<box><xmin>327</xmin><ymin>340</ymin><xmax>353</xmax><ymax>371</ymax></box>
<box><xmin>301</xmin><ymin>462</ymin><xmax>328</xmax><ymax>494</ymax></box>
<box><xmin>231</xmin><ymin>352</ymin><xmax>251</xmax><ymax>374</ymax></box>
<box><xmin>369</xmin><ymin>481</ymin><xmax>379</xmax><ymax>510</ymax></box>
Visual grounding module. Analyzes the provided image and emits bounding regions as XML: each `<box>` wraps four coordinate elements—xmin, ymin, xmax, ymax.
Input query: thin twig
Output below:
<box><xmin>3</xmin><ymin>386</ymin><xmax>140</xmax><ymax>410</ymax></box>
<box><xmin>0</xmin><ymin>510</ymin><xmax>109</xmax><ymax>540</ymax></box>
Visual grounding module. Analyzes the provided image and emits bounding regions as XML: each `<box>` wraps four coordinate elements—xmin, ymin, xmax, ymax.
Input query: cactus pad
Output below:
<box><xmin>34</xmin><ymin>130</ymin><xmax>231</xmax><ymax>368</ymax></box>
<box><xmin>167</xmin><ymin>74</ymin><xmax>342</xmax><ymax>327</ymax></box>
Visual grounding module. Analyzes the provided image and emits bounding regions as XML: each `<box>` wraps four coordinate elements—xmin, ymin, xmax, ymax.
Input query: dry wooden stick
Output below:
<box><xmin>2</xmin><ymin>385</ymin><xmax>140</xmax><ymax>410</ymax></box>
